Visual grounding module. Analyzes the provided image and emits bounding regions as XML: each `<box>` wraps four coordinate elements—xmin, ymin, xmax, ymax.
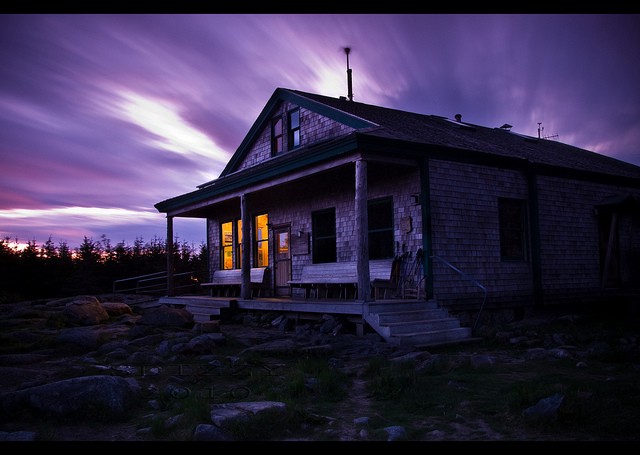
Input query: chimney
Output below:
<box><xmin>455</xmin><ymin>114</ymin><xmax>462</xmax><ymax>122</ymax></box>
<box><xmin>345</xmin><ymin>47</ymin><xmax>353</xmax><ymax>102</ymax></box>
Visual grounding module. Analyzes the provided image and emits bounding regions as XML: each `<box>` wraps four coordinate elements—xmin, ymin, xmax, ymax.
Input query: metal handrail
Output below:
<box><xmin>113</xmin><ymin>270</ymin><xmax>199</xmax><ymax>295</ymax></box>
<box><xmin>431</xmin><ymin>255</ymin><xmax>488</xmax><ymax>333</ymax></box>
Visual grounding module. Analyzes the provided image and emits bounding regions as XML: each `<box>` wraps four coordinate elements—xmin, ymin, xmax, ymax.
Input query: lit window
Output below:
<box><xmin>221</xmin><ymin>221</ymin><xmax>233</xmax><ymax>270</ymax></box>
<box><xmin>221</xmin><ymin>219</ymin><xmax>243</xmax><ymax>269</ymax></box>
<box><xmin>255</xmin><ymin>214</ymin><xmax>269</xmax><ymax>267</ymax></box>
<box><xmin>236</xmin><ymin>219</ymin><xmax>242</xmax><ymax>268</ymax></box>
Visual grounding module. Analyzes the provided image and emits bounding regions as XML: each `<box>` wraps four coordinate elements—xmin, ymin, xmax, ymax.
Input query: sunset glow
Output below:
<box><xmin>1</xmin><ymin>14</ymin><xmax>638</xmax><ymax>248</ymax></box>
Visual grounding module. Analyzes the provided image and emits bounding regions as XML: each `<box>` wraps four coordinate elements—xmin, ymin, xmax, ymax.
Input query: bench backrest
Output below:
<box><xmin>369</xmin><ymin>259</ymin><xmax>395</xmax><ymax>281</ymax></box>
<box><xmin>211</xmin><ymin>267</ymin><xmax>269</xmax><ymax>285</ymax></box>
<box><xmin>298</xmin><ymin>259</ymin><xmax>394</xmax><ymax>283</ymax></box>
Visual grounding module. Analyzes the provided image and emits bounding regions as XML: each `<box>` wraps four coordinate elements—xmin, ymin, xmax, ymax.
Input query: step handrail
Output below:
<box><xmin>430</xmin><ymin>255</ymin><xmax>487</xmax><ymax>333</ymax></box>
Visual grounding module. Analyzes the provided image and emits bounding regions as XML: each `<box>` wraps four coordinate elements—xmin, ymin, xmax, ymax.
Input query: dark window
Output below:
<box><xmin>288</xmin><ymin>108</ymin><xmax>300</xmax><ymax>150</ymax></box>
<box><xmin>312</xmin><ymin>208</ymin><xmax>336</xmax><ymax>263</ymax></box>
<box><xmin>271</xmin><ymin>117</ymin><xmax>283</xmax><ymax>155</ymax></box>
<box><xmin>368</xmin><ymin>198</ymin><xmax>394</xmax><ymax>259</ymax></box>
<box><xmin>499</xmin><ymin>198</ymin><xmax>528</xmax><ymax>261</ymax></box>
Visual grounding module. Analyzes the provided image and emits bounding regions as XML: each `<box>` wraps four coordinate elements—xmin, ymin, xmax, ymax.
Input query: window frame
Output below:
<box><xmin>287</xmin><ymin>108</ymin><xmax>300</xmax><ymax>151</ymax></box>
<box><xmin>368</xmin><ymin>197</ymin><xmax>394</xmax><ymax>260</ymax></box>
<box><xmin>253</xmin><ymin>213</ymin><xmax>269</xmax><ymax>267</ymax></box>
<box><xmin>271</xmin><ymin>117</ymin><xmax>283</xmax><ymax>156</ymax></box>
<box><xmin>220</xmin><ymin>220</ymin><xmax>234</xmax><ymax>270</ymax></box>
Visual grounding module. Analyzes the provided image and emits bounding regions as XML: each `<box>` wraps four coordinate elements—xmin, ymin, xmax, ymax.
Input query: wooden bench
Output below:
<box><xmin>288</xmin><ymin>259</ymin><xmax>394</xmax><ymax>300</ymax></box>
<box><xmin>201</xmin><ymin>267</ymin><xmax>270</xmax><ymax>297</ymax></box>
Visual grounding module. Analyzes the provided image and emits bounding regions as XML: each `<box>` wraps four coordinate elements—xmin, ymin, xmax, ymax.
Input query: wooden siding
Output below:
<box><xmin>535</xmin><ymin>175</ymin><xmax>637</xmax><ymax>305</ymax></box>
<box><xmin>236</xmin><ymin>102</ymin><xmax>355</xmax><ymax>172</ymax></box>
<box><xmin>428</xmin><ymin>159</ymin><xmax>533</xmax><ymax>307</ymax></box>
<box><xmin>429</xmin><ymin>159</ymin><xmax>640</xmax><ymax>308</ymax></box>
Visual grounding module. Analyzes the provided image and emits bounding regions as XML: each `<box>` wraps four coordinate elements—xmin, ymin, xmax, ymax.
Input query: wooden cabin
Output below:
<box><xmin>155</xmin><ymin>88</ymin><xmax>640</xmax><ymax>343</ymax></box>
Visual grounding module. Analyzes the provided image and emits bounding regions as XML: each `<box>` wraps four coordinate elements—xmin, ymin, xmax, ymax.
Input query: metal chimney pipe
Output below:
<box><xmin>345</xmin><ymin>47</ymin><xmax>353</xmax><ymax>101</ymax></box>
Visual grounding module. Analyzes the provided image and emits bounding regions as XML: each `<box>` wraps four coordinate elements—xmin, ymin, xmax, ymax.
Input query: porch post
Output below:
<box><xmin>420</xmin><ymin>157</ymin><xmax>433</xmax><ymax>299</ymax></box>
<box><xmin>240</xmin><ymin>193</ymin><xmax>252</xmax><ymax>299</ymax></box>
<box><xmin>166</xmin><ymin>215</ymin><xmax>175</xmax><ymax>297</ymax></box>
<box><xmin>355</xmin><ymin>159</ymin><xmax>371</xmax><ymax>302</ymax></box>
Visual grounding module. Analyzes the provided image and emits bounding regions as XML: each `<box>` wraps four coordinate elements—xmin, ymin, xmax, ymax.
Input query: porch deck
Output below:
<box><xmin>156</xmin><ymin>294</ymin><xmax>476</xmax><ymax>347</ymax></box>
<box><xmin>158</xmin><ymin>294</ymin><xmax>419</xmax><ymax>317</ymax></box>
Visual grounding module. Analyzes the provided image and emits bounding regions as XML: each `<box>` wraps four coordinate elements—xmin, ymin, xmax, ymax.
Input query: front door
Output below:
<box><xmin>274</xmin><ymin>226</ymin><xmax>292</xmax><ymax>296</ymax></box>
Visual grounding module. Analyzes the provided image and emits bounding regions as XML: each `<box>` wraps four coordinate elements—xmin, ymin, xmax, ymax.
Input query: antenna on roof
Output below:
<box><xmin>344</xmin><ymin>47</ymin><xmax>353</xmax><ymax>101</ymax></box>
<box><xmin>538</xmin><ymin>122</ymin><xmax>559</xmax><ymax>140</ymax></box>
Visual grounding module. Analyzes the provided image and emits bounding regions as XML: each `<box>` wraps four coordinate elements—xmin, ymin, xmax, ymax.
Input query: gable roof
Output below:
<box><xmin>219</xmin><ymin>88</ymin><xmax>378</xmax><ymax>177</ymax></box>
<box><xmin>156</xmin><ymin>87</ymin><xmax>640</xmax><ymax>214</ymax></box>
<box><xmin>290</xmin><ymin>89</ymin><xmax>640</xmax><ymax>179</ymax></box>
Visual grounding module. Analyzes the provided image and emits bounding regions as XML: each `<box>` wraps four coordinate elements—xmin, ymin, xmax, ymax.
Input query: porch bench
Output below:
<box><xmin>201</xmin><ymin>267</ymin><xmax>270</xmax><ymax>297</ymax></box>
<box><xmin>288</xmin><ymin>259</ymin><xmax>394</xmax><ymax>300</ymax></box>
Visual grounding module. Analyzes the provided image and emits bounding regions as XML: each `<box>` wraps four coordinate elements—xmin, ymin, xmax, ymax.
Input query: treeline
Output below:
<box><xmin>0</xmin><ymin>234</ymin><xmax>208</xmax><ymax>304</ymax></box>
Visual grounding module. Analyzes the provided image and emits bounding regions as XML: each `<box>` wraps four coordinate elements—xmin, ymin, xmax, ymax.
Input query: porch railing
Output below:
<box><xmin>430</xmin><ymin>255</ymin><xmax>488</xmax><ymax>333</ymax></box>
<box><xmin>112</xmin><ymin>270</ymin><xmax>201</xmax><ymax>295</ymax></box>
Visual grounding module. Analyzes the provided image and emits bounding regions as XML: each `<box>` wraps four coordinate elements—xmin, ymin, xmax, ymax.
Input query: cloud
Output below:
<box><xmin>1</xmin><ymin>13</ymin><xmax>639</xmax><ymax>249</ymax></box>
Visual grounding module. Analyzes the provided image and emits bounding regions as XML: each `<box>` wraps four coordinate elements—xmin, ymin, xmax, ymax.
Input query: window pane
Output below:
<box><xmin>288</xmin><ymin>108</ymin><xmax>300</xmax><ymax>150</ymax></box>
<box><xmin>221</xmin><ymin>221</ymin><xmax>233</xmax><ymax>269</ymax></box>
<box><xmin>255</xmin><ymin>214</ymin><xmax>269</xmax><ymax>267</ymax></box>
<box><xmin>369</xmin><ymin>231</ymin><xmax>394</xmax><ymax>259</ymax></box>
<box><xmin>499</xmin><ymin>198</ymin><xmax>527</xmax><ymax>260</ymax></box>
<box><xmin>289</xmin><ymin>109</ymin><xmax>299</xmax><ymax>129</ymax></box>
<box><xmin>368</xmin><ymin>198</ymin><xmax>394</xmax><ymax>259</ymax></box>
<box><xmin>272</xmin><ymin>118</ymin><xmax>283</xmax><ymax>154</ymax></box>
<box><xmin>236</xmin><ymin>220</ymin><xmax>243</xmax><ymax>269</ymax></box>
<box><xmin>312</xmin><ymin>208</ymin><xmax>336</xmax><ymax>263</ymax></box>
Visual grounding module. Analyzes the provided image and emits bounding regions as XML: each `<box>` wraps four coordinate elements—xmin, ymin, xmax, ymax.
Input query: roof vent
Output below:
<box><xmin>500</xmin><ymin>123</ymin><xmax>513</xmax><ymax>131</ymax></box>
<box><xmin>454</xmin><ymin>114</ymin><xmax>462</xmax><ymax>122</ymax></box>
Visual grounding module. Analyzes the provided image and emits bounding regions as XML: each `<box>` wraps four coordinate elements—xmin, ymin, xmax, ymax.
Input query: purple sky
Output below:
<box><xmin>1</xmin><ymin>14</ymin><xmax>639</xmax><ymax>249</ymax></box>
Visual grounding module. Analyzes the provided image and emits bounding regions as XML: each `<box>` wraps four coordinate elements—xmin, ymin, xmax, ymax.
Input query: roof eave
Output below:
<box><xmin>155</xmin><ymin>133</ymin><xmax>361</xmax><ymax>214</ymax></box>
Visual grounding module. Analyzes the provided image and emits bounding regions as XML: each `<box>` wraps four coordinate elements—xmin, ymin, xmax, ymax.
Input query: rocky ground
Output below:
<box><xmin>1</xmin><ymin>294</ymin><xmax>639</xmax><ymax>443</ymax></box>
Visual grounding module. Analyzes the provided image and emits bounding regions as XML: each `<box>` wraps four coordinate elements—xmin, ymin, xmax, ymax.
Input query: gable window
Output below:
<box><xmin>368</xmin><ymin>197</ymin><xmax>394</xmax><ymax>259</ymax></box>
<box><xmin>288</xmin><ymin>108</ymin><xmax>300</xmax><ymax>150</ymax></box>
<box><xmin>499</xmin><ymin>198</ymin><xmax>528</xmax><ymax>261</ymax></box>
<box><xmin>271</xmin><ymin>117</ymin><xmax>283</xmax><ymax>155</ymax></box>
<box><xmin>254</xmin><ymin>213</ymin><xmax>269</xmax><ymax>267</ymax></box>
<box><xmin>312</xmin><ymin>208</ymin><xmax>336</xmax><ymax>263</ymax></box>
